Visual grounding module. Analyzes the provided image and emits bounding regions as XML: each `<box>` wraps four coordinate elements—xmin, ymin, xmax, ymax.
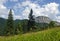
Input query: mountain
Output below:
<box><xmin>54</xmin><ymin>21</ymin><xmax>60</xmax><ymax>26</ymax></box>
<box><xmin>35</xmin><ymin>16</ymin><xmax>60</xmax><ymax>27</ymax></box>
<box><xmin>35</xmin><ymin>16</ymin><xmax>51</xmax><ymax>24</ymax></box>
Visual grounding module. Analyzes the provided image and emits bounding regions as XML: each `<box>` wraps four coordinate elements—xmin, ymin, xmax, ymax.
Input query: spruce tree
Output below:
<box><xmin>5</xmin><ymin>9</ymin><xmax>14</xmax><ymax>35</ymax></box>
<box><xmin>27</xmin><ymin>9</ymin><xmax>35</xmax><ymax>31</ymax></box>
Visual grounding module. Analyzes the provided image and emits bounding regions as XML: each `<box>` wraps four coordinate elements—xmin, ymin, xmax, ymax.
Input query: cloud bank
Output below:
<box><xmin>13</xmin><ymin>1</ymin><xmax>60</xmax><ymax>22</ymax></box>
<box><xmin>0</xmin><ymin>0</ymin><xmax>60</xmax><ymax>22</ymax></box>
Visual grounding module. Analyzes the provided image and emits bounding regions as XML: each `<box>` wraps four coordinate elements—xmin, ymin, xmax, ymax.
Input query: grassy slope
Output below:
<box><xmin>0</xmin><ymin>27</ymin><xmax>60</xmax><ymax>41</ymax></box>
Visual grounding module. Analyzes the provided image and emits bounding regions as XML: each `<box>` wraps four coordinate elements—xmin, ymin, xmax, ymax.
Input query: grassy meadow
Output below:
<box><xmin>0</xmin><ymin>27</ymin><xmax>60</xmax><ymax>41</ymax></box>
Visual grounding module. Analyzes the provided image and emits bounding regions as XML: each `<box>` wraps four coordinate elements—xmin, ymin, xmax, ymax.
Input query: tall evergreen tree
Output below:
<box><xmin>27</xmin><ymin>9</ymin><xmax>35</xmax><ymax>31</ymax></box>
<box><xmin>5</xmin><ymin>9</ymin><xmax>14</xmax><ymax>35</ymax></box>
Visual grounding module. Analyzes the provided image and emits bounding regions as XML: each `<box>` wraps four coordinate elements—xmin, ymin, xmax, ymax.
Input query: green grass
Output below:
<box><xmin>0</xmin><ymin>27</ymin><xmax>60</xmax><ymax>41</ymax></box>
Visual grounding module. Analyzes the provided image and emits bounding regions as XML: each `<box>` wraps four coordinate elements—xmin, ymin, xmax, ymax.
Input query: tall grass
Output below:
<box><xmin>0</xmin><ymin>27</ymin><xmax>60</xmax><ymax>41</ymax></box>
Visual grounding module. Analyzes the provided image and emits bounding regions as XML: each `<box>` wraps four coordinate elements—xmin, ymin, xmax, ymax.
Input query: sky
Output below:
<box><xmin>0</xmin><ymin>0</ymin><xmax>60</xmax><ymax>22</ymax></box>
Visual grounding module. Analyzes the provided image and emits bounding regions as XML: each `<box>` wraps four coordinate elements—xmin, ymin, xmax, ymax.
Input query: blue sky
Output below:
<box><xmin>0</xmin><ymin>0</ymin><xmax>60</xmax><ymax>22</ymax></box>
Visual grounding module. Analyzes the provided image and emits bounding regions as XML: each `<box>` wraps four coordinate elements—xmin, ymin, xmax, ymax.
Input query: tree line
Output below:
<box><xmin>2</xmin><ymin>9</ymin><xmax>36</xmax><ymax>36</ymax></box>
<box><xmin>0</xmin><ymin>9</ymin><xmax>56</xmax><ymax>36</ymax></box>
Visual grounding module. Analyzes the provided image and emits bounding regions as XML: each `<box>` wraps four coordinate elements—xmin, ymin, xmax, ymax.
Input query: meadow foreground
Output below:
<box><xmin>0</xmin><ymin>27</ymin><xmax>60</xmax><ymax>41</ymax></box>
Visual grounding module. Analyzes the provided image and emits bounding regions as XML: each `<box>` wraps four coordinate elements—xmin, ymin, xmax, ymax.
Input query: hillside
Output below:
<box><xmin>0</xmin><ymin>27</ymin><xmax>60</xmax><ymax>41</ymax></box>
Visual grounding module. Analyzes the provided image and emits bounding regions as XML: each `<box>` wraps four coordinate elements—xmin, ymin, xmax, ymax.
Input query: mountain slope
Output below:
<box><xmin>0</xmin><ymin>27</ymin><xmax>60</xmax><ymax>41</ymax></box>
<box><xmin>0</xmin><ymin>18</ymin><xmax>6</xmax><ymax>35</ymax></box>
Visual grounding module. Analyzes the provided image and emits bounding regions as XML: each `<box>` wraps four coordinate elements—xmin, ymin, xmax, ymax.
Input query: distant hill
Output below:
<box><xmin>0</xmin><ymin>18</ymin><xmax>28</xmax><ymax>35</ymax></box>
<box><xmin>0</xmin><ymin>18</ymin><xmax>28</xmax><ymax>27</ymax></box>
<box><xmin>0</xmin><ymin>18</ymin><xmax>6</xmax><ymax>27</ymax></box>
<box><xmin>0</xmin><ymin>18</ymin><xmax>6</xmax><ymax>35</ymax></box>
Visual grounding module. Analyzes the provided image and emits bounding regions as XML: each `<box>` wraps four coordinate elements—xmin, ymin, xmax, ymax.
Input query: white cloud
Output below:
<box><xmin>13</xmin><ymin>15</ymin><xmax>21</xmax><ymax>20</ymax></box>
<box><xmin>22</xmin><ymin>7</ymin><xmax>30</xmax><ymax>19</ymax></box>
<box><xmin>0</xmin><ymin>0</ymin><xmax>8</xmax><ymax>4</ymax></box>
<box><xmin>56</xmin><ymin>16</ymin><xmax>60</xmax><ymax>22</ymax></box>
<box><xmin>10</xmin><ymin>0</ymin><xmax>18</xmax><ymax>2</ymax></box>
<box><xmin>44</xmin><ymin>3</ymin><xmax>59</xmax><ymax>14</ymax></box>
<box><xmin>43</xmin><ymin>2</ymin><xmax>60</xmax><ymax>21</ymax></box>
<box><xmin>0</xmin><ymin>0</ymin><xmax>18</xmax><ymax>19</ymax></box>
<box><xmin>0</xmin><ymin>4</ymin><xmax>9</xmax><ymax>19</ymax></box>
<box><xmin>13</xmin><ymin>1</ymin><xmax>60</xmax><ymax>22</ymax></box>
<box><xmin>0</xmin><ymin>4</ymin><xmax>7</xmax><ymax>9</ymax></box>
<box><xmin>0</xmin><ymin>3</ymin><xmax>21</xmax><ymax>20</ymax></box>
<box><xmin>0</xmin><ymin>0</ymin><xmax>9</xmax><ymax>19</ymax></box>
<box><xmin>0</xmin><ymin>0</ymin><xmax>60</xmax><ymax>22</ymax></box>
<box><xmin>57</xmin><ymin>16</ymin><xmax>60</xmax><ymax>19</ymax></box>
